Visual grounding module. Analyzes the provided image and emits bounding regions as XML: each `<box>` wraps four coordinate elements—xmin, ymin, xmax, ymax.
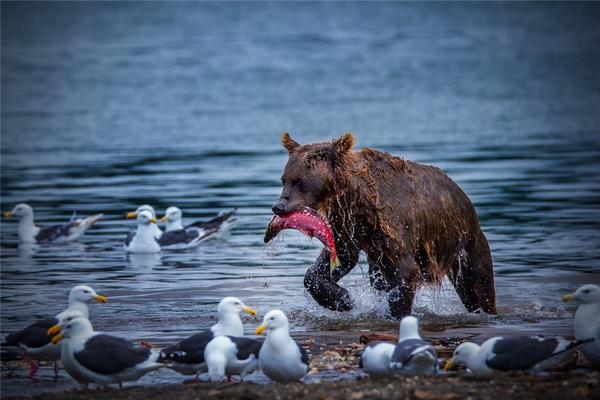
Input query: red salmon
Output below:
<box><xmin>264</xmin><ymin>207</ymin><xmax>341</xmax><ymax>275</ymax></box>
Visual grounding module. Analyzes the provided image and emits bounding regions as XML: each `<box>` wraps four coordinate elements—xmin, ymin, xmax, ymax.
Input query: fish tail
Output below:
<box><xmin>329</xmin><ymin>254</ymin><xmax>341</xmax><ymax>276</ymax></box>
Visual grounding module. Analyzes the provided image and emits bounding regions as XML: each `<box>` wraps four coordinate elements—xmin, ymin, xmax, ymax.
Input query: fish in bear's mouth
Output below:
<box><xmin>264</xmin><ymin>206</ymin><xmax>340</xmax><ymax>276</ymax></box>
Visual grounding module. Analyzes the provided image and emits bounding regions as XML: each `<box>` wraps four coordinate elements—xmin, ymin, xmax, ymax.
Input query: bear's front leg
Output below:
<box><xmin>304</xmin><ymin>248</ymin><xmax>357</xmax><ymax>312</ymax></box>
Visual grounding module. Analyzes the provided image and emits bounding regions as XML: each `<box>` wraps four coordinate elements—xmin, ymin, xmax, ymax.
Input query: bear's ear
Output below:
<box><xmin>281</xmin><ymin>131</ymin><xmax>300</xmax><ymax>154</ymax></box>
<box><xmin>333</xmin><ymin>132</ymin><xmax>355</xmax><ymax>155</ymax></box>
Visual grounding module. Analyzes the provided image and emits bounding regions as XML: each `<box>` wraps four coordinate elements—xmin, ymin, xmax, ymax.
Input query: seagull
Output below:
<box><xmin>444</xmin><ymin>335</ymin><xmax>593</xmax><ymax>375</ymax></box>
<box><xmin>360</xmin><ymin>341</ymin><xmax>395</xmax><ymax>377</ymax></box>
<box><xmin>3</xmin><ymin>203</ymin><xmax>102</xmax><ymax>244</ymax></box>
<box><xmin>2</xmin><ymin>285</ymin><xmax>107</xmax><ymax>379</ymax></box>
<box><xmin>563</xmin><ymin>284</ymin><xmax>600</xmax><ymax>367</ymax></box>
<box><xmin>48</xmin><ymin>311</ymin><xmax>163</xmax><ymax>388</ymax></box>
<box><xmin>124</xmin><ymin>210</ymin><xmax>218</xmax><ymax>252</ymax></box>
<box><xmin>161</xmin><ymin>206</ymin><xmax>237</xmax><ymax>236</ymax></box>
<box><xmin>126</xmin><ymin>205</ymin><xmax>162</xmax><ymax>239</ymax></box>
<box><xmin>158</xmin><ymin>297</ymin><xmax>257</xmax><ymax>378</ymax></box>
<box><xmin>389</xmin><ymin>316</ymin><xmax>438</xmax><ymax>374</ymax></box>
<box><xmin>123</xmin><ymin>211</ymin><xmax>160</xmax><ymax>253</ymax></box>
<box><xmin>255</xmin><ymin>309</ymin><xmax>308</xmax><ymax>383</ymax></box>
<box><xmin>204</xmin><ymin>335</ymin><xmax>262</xmax><ymax>382</ymax></box>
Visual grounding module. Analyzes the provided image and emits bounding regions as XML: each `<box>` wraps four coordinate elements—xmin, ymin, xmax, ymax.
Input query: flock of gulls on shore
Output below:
<box><xmin>1</xmin><ymin>204</ymin><xmax>599</xmax><ymax>389</ymax></box>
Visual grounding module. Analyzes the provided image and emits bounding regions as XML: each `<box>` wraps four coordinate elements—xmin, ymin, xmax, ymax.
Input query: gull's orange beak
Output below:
<box><xmin>255</xmin><ymin>324</ymin><xmax>267</xmax><ymax>335</ymax></box>
<box><xmin>47</xmin><ymin>324</ymin><xmax>61</xmax><ymax>336</ymax></box>
<box><xmin>149</xmin><ymin>218</ymin><xmax>157</xmax><ymax>224</ymax></box>
<box><xmin>243</xmin><ymin>306</ymin><xmax>257</xmax><ymax>316</ymax></box>
<box><xmin>443</xmin><ymin>359</ymin><xmax>455</xmax><ymax>371</ymax></box>
<box><xmin>51</xmin><ymin>333</ymin><xmax>64</xmax><ymax>345</ymax></box>
<box><xmin>160</xmin><ymin>215</ymin><xmax>168</xmax><ymax>223</ymax></box>
<box><xmin>3</xmin><ymin>211</ymin><xmax>14</xmax><ymax>218</ymax></box>
<box><xmin>563</xmin><ymin>293</ymin><xmax>576</xmax><ymax>302</ymax></box>
<box><xmin>126</xmin><ymin>211</ymin><xmax>137</xmax><ymax>219</ymax></box>
<box><xmin>95</xmin><ymin>294</ymin><xmax>108</xmax><ymax>303</ymax></box>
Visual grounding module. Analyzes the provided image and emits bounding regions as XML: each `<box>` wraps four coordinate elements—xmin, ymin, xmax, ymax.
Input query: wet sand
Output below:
<box><xmin>5</xmin><ymin>371</ymin><xmax>599</xmax><ymax>400</ymax></box>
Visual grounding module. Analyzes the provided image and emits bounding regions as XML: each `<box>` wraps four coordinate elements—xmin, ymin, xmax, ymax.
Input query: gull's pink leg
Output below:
<box><xmin>53</xmin><ymin>361</ymin><xmax>60</xmax><ymax>379</ymax></box>
<box><xmin>28</xmin><ymin>360</ymin><xmax>39</xmax><ymax>380</ymax></box>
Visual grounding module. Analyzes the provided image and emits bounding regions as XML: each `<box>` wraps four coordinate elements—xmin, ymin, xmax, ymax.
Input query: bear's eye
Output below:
<box><xmin>292</xmin><ymin>178</ymin><xmax>304</xmax><ymax>191</ymax></box>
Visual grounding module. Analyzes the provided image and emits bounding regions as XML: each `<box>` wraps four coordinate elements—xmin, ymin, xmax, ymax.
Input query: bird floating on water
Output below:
<box><xmin>3</xmin><ymin>203</ymin><xmax>102</xmax><ymax>244</ymax></box>
<box><xmin>563</xmin><ymin>283</ymin><xmax>600</xmax><ymax>367</ymax></box>
<box><xmin>126</xmin><ymin>205</ymin><xmax>163</xmax><ymax>239</ymax></box>
<box><xmin>255</xmin><ymin>309</ymin><xmax>309</xmax><ymax>383</ymax></box>
<box><xmin>2</xmin><ymin>285</ymin><xmax>107</xmax><ymax>379</ymax></box>
<box><xmin>445</xmin><ymin>335</ymin><xmax>593</xmax><ymax>374</ymax></box>
<box><xmin>161</xmin><ymin>206</ymin><xmax>237</xmax><ymax>237</ymax></box>
<box><xmin>123</xmin><ymin>211</ymin><xmax>161</xmax><ymax>253</ymax></box>
<box><xmin>158</xmin><ymin>297</ymin><xmax>257</xmax><ymax>378</ymax></box>
<box><xmin>48</xmin><ymin>311</ymin><xmax>163</xmax><ymax>388</ymax></box>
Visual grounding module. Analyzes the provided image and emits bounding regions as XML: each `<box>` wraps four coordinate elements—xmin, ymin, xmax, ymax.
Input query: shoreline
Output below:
<box><xmin>4</xmin><ymin>371</ymin><xmax>599</xmax><ymax>400</ymax></box>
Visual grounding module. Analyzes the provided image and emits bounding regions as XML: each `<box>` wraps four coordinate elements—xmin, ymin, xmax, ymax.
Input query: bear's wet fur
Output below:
<box><xmin>272</xmin><ymin>132</ymin><xmax>496</xmax><ymax>318</ymax></box>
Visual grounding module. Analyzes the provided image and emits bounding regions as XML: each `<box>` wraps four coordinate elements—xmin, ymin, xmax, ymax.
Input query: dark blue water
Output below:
<box><xmin>2</xmin><ymin>2</ymin><xmax>600</xmax><ymax>395</ymax></box>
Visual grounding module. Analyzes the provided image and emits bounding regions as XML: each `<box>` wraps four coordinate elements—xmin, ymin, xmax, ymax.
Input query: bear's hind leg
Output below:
<box><xmin>384</xmin><ymin>258</ymin><xmax>419</xmax><ymax>319</ymax></box>
<box><xmin>451</xmin><ymin>238</ymin><xmax>497</xmax><ymax>314</ymax></box>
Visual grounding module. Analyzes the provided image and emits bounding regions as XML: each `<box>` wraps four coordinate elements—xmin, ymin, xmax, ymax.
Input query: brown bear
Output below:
<box><xmin>271</xmin><ymin>132</ymin><xmax>496</xmax><ymax>318</ymax></box>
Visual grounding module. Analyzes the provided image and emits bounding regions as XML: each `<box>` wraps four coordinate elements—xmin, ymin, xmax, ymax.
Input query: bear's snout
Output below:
<box><xmin>272</xmin><ymin>202</ymin><xmax>288</xmax><ymax>216</ymax></box>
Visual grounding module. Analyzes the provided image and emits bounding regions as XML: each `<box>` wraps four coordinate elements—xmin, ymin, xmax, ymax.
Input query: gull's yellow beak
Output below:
<box><xmin>149</xmin><ymin>218</ymin><xmax>157</xmax><ymax>224</ymax></box>
<box><xmin>243</xmin><ymin>306</ymin><xmax>257</xmax><ymax>316</ymax></box>
<box><xmin>443</xmin><ymin>359</ymin><xmax>455</xmax><ymax>371</ymax></box>
<box><xmin>3</xmin><ymin>211</ymin><xmax>14</xmax><ymax>218</ymax></box>
<box><xmin>255</xmin><ymin>324</ymin><xmax>267</xmax><ymax>335</ymax></box>
<box><xmin>47</xmin><ymin>324</ymin><xmax>61</xmax><ymax>336</ymax></box>
<box><xmin>160</xmin><ymin>215</ymin><xmax>169</xmax><ymax>223</ymax></box>
<box><xmin>95</xmin><ymin>294</ymin><xmax>108</xmax><ymax>303</ymax></box>
<box><xmin>126</xmin><ymin>211</ymin><xmax>137</xmax><ymax>219</ymax></box>
<box><xmin>563</xmin><ymin>293</ymin><xmax>576</xmax><ymax>302</ymax></box>
<box><xmin>51</xmin><ymin>333</ymin><xmax>65</xmax><ymax>345</ymax></box>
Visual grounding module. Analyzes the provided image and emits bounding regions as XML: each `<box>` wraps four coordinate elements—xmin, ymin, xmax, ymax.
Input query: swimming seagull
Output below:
<box><xmin>161</xmin><ymin>206</ymin><xmax>238</xmax><ymax>237</ymax></box>
<box><xmin>126</xmin><ymin>205</ymin><xmax>162</xmax><ymax>239</ymax></box>
<box><xmin>123</xmin><ymin>211</ymin><xmax>161</xmax><ymax>253</ymax></box>
<box><xmin>2</xmin><ymin>285</ymin><xmax>107</xmax><ymax>379</ymax></box>
<box><xmin>563</xmin><ymin>284</ymin><xmax>600</xmax><ymax>367</ymax></box>
<box><xmin>255</xmin><ymin>309</ymin><xmax>309</xmax><ymax>383</ymax></box>
<box><xmin>48</xmin><ymin>311</ymin><xmax>163</xmax><ymax>388</ymax></box>
<box><xmin>204</xmin><ymin>335</ymin><xmax>262</xmax><ymax>382</ymax></box>
<box><xmin>389</xmin><ymin>316</ymin><xmax>438</xmax><ymax>374</ymax></box>
<box><xmin>444</xmin><ymin>335</ymin><xmax>594</xmax><ymax>375</ymax></box>
<box><xmin>3</xmin><ymin>203</ymin><xmax>102</xmax><ymax>244</ymax></box>
<box><xmin>158</xmin><ymin>297</ymin><xmax>257</xmax><ymax>378</ymax></box>
<box><xmin>125</xmin><ymin>210</ymin><xmax>216</xmax><ymax>252</ymax></box>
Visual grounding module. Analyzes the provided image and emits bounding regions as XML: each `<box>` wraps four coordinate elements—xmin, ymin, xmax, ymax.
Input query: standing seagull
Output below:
<box><xmin>255</xmin><ymin>309</ymin><xmax>308</xmax><ymax>383</ymax></box>
<box><xmin>204</xmin><ymin>335</ymin><xmax>262</xmax><ymax>382</ymax></box>
<box><xmin>389</xmin><ymin>316</ymin><xmax>438</xmax><ymax>374</ymax></box>
<box><xmin>3</xmin><ymin>203</ymin><xmax>102</xmax><ymax>243</ymax></box>
<box><xmin>126</xmin><ymin>205</ymin><xmax>162</xmax><ymax>239</ymax></box>
<box><xmin>563</xmin><ymin>284</ymin><xmax>600</xmax><ymax>367</ymax></box>
<box><xmin>161</xmin><ymin>206</ymin><xmax>237</xmax><ymax>236</ymax></box>
<box><xmin>123</xmin><ymin>211</ymin><xmax>160</xmax><ymax>253</ymax></box>
<box><xmin>360</xmin><ymin>341</ymin><xmax>396</xmax><ymax>377</ymax></box>
<box><xmin>158</xmin><ymin>297</ymin><xmax>257</xmax><ymax>378</ymax></box>
<box><xmin>444</xmin><ymin>335</ymin><xmax>593</xmax><ymax>375</ymax></box>
<box><xmin>2</xmin><ymin>285</ymin><xmax>107</xmax><ymax>378</ymax></box>
<box><xmin>48</xmin><ymin>311</ymin><xmax>163</xmax><ymax>388</ymax></box>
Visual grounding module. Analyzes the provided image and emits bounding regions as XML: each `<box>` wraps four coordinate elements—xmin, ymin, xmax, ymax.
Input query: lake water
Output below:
<box><xmin>1</xmin><ymin>2</ymin><xmax>599</xmax><ymax>396</ymax></box>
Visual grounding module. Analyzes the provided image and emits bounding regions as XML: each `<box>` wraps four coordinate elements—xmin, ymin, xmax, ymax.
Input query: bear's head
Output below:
<box><xmin>272</xmin><ymin>132</ymin><xmax>355</xmax><ymax>217</ymax></box>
